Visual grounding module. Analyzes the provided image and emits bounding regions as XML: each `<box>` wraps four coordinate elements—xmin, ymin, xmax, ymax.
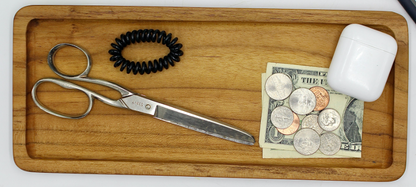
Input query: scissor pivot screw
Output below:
<box><xmin>145</xmin><ymin>104</ymin><xmax>151</xmax><ymax>110</ymax></box>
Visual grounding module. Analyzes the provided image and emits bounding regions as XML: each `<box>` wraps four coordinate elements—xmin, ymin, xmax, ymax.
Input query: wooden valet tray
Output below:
<box><xmin>13</xmin><ymin>5</ymin><xmax>408</xmax><ymax>181</ymax></box>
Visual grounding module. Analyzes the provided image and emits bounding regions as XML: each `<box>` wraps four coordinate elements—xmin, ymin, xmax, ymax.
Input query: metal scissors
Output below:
<box><xmin>31</xmin><ymin>43</ymin><xmax>255</xmax><ymax>145</ymax></box>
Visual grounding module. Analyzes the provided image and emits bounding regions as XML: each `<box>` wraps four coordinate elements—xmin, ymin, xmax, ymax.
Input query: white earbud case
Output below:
<box><xmin>327</xmin><ymin>24</ymin><xmax>398</xmax><ymax>102</ymax></box>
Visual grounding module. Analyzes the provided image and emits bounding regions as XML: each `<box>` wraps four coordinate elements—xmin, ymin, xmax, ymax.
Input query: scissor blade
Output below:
<box><xmin>154</xmin><ymin>105</ymin><xmax>255</xmax><ymax>145</ymax></box>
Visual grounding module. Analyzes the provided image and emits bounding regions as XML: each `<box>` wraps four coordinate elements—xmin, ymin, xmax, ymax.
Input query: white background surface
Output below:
<box><xmin>1</xmin><ymin>0</ymin><xmax>415</xmax><ymax>186</ymax></box>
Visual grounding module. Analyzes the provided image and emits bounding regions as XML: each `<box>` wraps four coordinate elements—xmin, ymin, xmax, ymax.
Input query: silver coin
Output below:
<box><xmin>293</xmin><ymin>128</ymin><xmax>320</xmax><ymax>156</ymax></box>
<box><xmin>301</xmin><ymin>114</ymin><xmax>324</xmax><ymax>134</ymax></box>
<box><xmin>265</xmin><ymin>73</ymin><xmax>293</xmax><ymax>101</ymax></box>
<box><xmin>289</xmin><ymin>88</ymin><xmax>316</xmax><ymax>115</ymax></box>
<box><xmin>319</xmin><ymin>132</ymin><xmax>341</xmax><ymax>156</ymax></box>
<box><xmin>270</xmin><ymin>106</ymin><xmax>294</xmax><ymax>129</ymax></box>
<box><xmin>318</xmin><ymin>108</ymin><xmax>341</xmax><ymax>132</ymax></box>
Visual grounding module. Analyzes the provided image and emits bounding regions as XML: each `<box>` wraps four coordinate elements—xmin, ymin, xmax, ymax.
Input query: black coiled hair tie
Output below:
<box><xmin>108</xmin><ymin>29</ymin><xmax>183</xmax><ymax>75</ymax></box>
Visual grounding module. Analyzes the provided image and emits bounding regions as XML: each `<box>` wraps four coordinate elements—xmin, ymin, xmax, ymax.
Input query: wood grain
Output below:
<box><xmin>13</xmin><ymin>5</ymin><xmax>408</xmax><ymax>181</ymax></box>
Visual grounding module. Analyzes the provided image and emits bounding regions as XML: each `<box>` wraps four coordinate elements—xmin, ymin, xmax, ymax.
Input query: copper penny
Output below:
<box><xmin>277</xmin><ymin>112</ymin><xmax>300</xmax><ymax>135</ymax></box>
<box><xmin>310</xmin><ymin>86</ymin><xmax>330</xmax><ymax>111</ymax></box>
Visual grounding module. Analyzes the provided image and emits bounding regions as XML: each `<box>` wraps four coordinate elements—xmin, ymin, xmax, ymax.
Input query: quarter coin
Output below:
<box><xmin>301</xmin><ymin>114</ymin><xmax>324</xmax><ymax>134</ymax></box>
<box><xmin>265</xmin><ymin>73</ymin><xmax>293</xmax><ymax>101</ymax></box>
<box><xmin>319</xmin><ymin>132</ymin><xmax>341</xmax><ymax>156</ymax></box>
<box><xmin>310</xmin><ymin>86</ymin><xmax>330</xmax><ymax>111</ymax></box>
<box><xmin>318</xmin><ymin>108</ymin><xmax>341</xmax><ymax>132</ymax></box>
<box><xmin>277</xmin><ymin>112</ymin><xmax>300</xmax><ymax>135</ymax></box>
<box><xmin>289</xmin><ymin>88</ymin><xmax>316</xmax><ymax>115</ymax></box>
<box><xmin>270</xmin><ymin>106</ymin><xmax>294</xmax><ymax>129</ymax></box>
<box><xmin>293</xmin><ymin>128</ymin><xmax>320</xmax><ymax>156</ymax></box>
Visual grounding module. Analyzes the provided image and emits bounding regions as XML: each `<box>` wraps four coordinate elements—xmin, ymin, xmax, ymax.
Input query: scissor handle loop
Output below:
<box><xmin>47</xmin><ymin>43</ymin><xmax>134</xmax><ymax>97</ymax></box>
<box><xmin>32</xmin><ymin>43</ymin><xmax>134</xmax><ymax>119</ymax></box>
<box><xmin>47</xmin><ymin>43</ymin><xmax>92</xmax><ymax>80</ymax></box>
<box><xmin>31</xmin><ymin>78</ymin><xmax>94</xmax><ymax>119</ymax></box>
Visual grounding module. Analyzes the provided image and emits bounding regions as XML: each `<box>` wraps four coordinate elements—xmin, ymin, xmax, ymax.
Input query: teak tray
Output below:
<box><xmin>13</xmin><ymin>5</ymin><xmax>408</xmax><ymax>181</ymax></box>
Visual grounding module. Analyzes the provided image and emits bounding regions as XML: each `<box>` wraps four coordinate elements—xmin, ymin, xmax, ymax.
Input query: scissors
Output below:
<box><xmin>31</xmin><ymin>43</ymin><xmax>255</xmax><ymax>145</ymax></box>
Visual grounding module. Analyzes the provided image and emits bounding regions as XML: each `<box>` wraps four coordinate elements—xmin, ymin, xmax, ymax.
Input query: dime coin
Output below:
<box><xmin>289</xmin><ymin>88</ymin><xmax>316</xmax><ymax>115</ymax></box>
<box><xmin>301</xmin><ymin>114</ymin><xmax>324</xmax><ymax>134</ymax></box>
<box><xmin>293</xmin><ymin>128</ymin><xmax>320</xmax><ymax>156</ymax></box>
<box><xmin>310</xmin><ymin>86</ymin><xmax>330</xmax><ymax>111</ymax></box>
<box><xmin>277</xmin><ymin>112</ymin><xmax>300</xmax><ymax>135</ymax></box>
<box><xmin>265</xmin><ymin>73</ymin><xmax>293</xmax><ymax>101</ymax></box>
<box><xmin>318</xmin><ymin>108</ymin><xmax>341</xmax><ymax>132</ymax></box>
<box><xmin>319</xmin><ymin>132</ymin><xmax>341</xmax><ymax>156</ymax></box>
<box><xmin>271</xmin><ymin>106</ymin><xmax>294</xmax><ymax>129</ymax></box>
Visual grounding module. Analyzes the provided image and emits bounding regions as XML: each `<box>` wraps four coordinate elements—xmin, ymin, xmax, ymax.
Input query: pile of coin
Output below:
<box><xmin>265</xmin><ymin>73</ymin><xmax>342</xmax><ymax>156</ymax></box>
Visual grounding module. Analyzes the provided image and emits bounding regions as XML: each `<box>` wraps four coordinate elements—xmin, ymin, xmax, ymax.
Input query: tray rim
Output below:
<box><xmin>12</xmin><ymin>5</ymin><xmax>409</xmax><ymax>181</ymax></box>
